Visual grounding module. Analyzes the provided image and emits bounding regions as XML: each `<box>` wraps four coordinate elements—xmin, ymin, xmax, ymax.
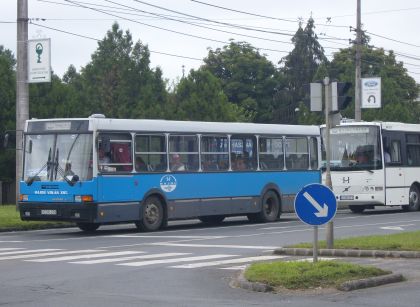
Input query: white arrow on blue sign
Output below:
<box><xmin>294</xmin><ymin>183</ymin><xmax>337</xmax><ymax>226</ymax></box>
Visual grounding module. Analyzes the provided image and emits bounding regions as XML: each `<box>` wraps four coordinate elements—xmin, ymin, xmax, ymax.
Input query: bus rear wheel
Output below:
<box><xmin>199</xmin><ymin>215</ymin><xmax>225</xmax><ymax>225</ymax></box>
<box><xmin>403</xmin><ymin>185</ymin><xmax>420</xmax><ymax>212</ymax></box>
<box><xmin>77</xmin><ymin>222</ymin><xmax>100</xmax><ymax>232</ymax></box>
<box><xmin>349</xmin><ymin>205</ymin><xmax>365</xmax><ymax>213</ymax></box>
<box><xmin>136</xmin><ymin>196</ymin><xmax>164</xmax><ymax>232</ymax></box>
<box><xmin>248</xmin><ymin>191</ymin><xmax>280</xmax><ymax>223</ymax></box>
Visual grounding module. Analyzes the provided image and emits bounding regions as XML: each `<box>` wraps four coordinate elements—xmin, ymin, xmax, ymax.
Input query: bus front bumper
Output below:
<box><xmin>18</xmin><ymin>202</ymin><xmax>98</xmax><ymax>223</ymax></box>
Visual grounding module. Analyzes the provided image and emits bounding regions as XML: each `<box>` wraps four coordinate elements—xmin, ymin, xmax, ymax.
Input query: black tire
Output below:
<box><xmin>199</xmin><ymin>215</ymin><xmax>225</xmax><ymax>224</ymax></box>
<box><xmin>136</xmin><ymin>196</ymin><xmax>165</xmax><ymax>231</ymax></box>
<box><xmin>248</xmin><ymin>190</ymin><xmax>280</xmax><ymax>223</ymax></box>
<box><xmin>349</xmin><ymin>205</ymin><xmax>366</xmax><ymax>213</ymax></box>
<box><xmin>403</xmin><ymin>185</ymin><xmax>420</xmax><ymax>212</ymax></box>
<box><xmin>77</xmin><ymin>222</ymin><xmax>100</xmax><ymax>232</ymax></box>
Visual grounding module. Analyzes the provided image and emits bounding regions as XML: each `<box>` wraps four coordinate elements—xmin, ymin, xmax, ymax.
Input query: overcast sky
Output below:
<box><xmin>1</xmin><ymin>0</ymin><xmax>420</xmax><ymax>84</ymax></box>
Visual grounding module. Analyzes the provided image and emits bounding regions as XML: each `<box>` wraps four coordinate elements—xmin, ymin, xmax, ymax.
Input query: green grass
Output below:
<box><xmin>245</xmin><ymin>260</ymin><xmax>389</xmax><ymax>290</ymax></box>
<box><xmin>289</xmin><ymin>231</ymin><xmax>420</xmax><ymax>251</ymax></box>
<box><xmin>0</xmin><ymin>205</ymin><xmax>73</xmax><ymax>231</ymax></box>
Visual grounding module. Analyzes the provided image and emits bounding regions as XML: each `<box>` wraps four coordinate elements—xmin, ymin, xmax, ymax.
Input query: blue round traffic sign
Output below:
<box><xmin>294</xmin><ymin>183</ymin><xmax>337</xmax><ymax>226</ymax></box>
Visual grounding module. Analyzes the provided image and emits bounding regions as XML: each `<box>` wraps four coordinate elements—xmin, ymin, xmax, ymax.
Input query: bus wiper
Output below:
<box><xmin>26</xmin><ymin>148</ymin><xmax>52</xmax><ymax>186</ymax></box>
<box><xmin>54</xmin><ymin>148</ymin><xmax>78</xmax><ymax>186</ymax></box>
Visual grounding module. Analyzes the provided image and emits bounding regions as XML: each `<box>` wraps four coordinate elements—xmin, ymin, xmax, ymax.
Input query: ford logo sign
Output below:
<box><xmin>364</xmin><ymin>81</ymin><xmax>378</xmax><ymax>87</ymax></box>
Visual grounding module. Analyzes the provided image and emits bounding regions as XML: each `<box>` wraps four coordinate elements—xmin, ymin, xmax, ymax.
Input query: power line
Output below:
<box><xmin>366</xmin><ymin>31</ymin><xmax>420</xmax><ymax>48</ymax></box>
<box><xmin>30</xmin><ymin>22</ymin><xmax>203</xmax><ymax>61</ymax></box>
<box><xmin>190</xmin><ymin>0</ymin><xmax>350</xmax><ymax>29</ymax></box>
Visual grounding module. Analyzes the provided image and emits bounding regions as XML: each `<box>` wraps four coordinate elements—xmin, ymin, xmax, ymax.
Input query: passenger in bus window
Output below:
<box><xmin>170</xmin><ymin>154</ymin><xmax>185</xmax><ymax>171</ymax></box>
<box><xmin>384</xmin><ymin>147</ymin><xmax>391</xmax><ymax>163</ymax></box>
<box><xmin>233</xmin><ymin>155</ymin><xmax>246</xmax><ymax>170</ymax></box>
<box><xmin>135</xmin><ymin>156</ymin><xmax>147</xmax><ymax>171</ymax></box>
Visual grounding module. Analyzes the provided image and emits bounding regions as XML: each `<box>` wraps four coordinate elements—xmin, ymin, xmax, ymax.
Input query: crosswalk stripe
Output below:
<box><xmin>112</xmin><ymin>235</ymin><xmax>224</xmax><ymax>239</ymax></box>
<box><xmin>219</xmin><ymin>265</ymin><xmax>247</xmax><ymax>270</ymax></box>
<box><xmin>0</xmin><ymin>248</ymin><xmax>25</xmax><ymax>252</ymax></box>
<box><xmin>70</xmin><ymin>253</ymin><xmax>190</xmax><ymax>264</ymax></box>
<box><xmin>0</xmin><ymin>250</ymin><xmax>100</xmax><ymax>261</ymax></box>
<box><xmin>27</xmin><ymin>251</ymin><xmax>143</xmax><ymax>262</ymax></box>
<box><xmin>0</xmin><ymin>248</ymin><xmax>62</xmax><ymax>260</ymax></box>
<box><xmin>171</xmin><ymin>255</ymin><xmax>285</xmax><ymax>269</ymax></box>
<box><xmin>151</xmin><ymin>243</ymin><xmax>278</xmax><ymax>249</ymax></box>
<box><xmin>0</xmin><ymin>249</ymin><xmax>61</xmax><ymax>257</ymax></box>
<box><xmin>117</xmin><ymin>254</ymin><xmax>236</xmax><ymax>267</ymax></box>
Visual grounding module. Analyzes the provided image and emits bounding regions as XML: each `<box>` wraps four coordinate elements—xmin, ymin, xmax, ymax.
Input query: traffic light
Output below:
<box><xmin>331</xmin><ymin>82</ymin><xmax>352</xmax><ymax>112</ymax></box>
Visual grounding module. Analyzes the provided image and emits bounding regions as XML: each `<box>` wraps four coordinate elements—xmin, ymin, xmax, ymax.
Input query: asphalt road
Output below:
<box><xmin>1</xmin><ymin>207</ymin><xmax>420</xmax><ymax>306</ymax></box>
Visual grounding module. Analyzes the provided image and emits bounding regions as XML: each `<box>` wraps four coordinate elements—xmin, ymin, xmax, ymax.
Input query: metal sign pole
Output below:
<box><xmin>313</xmin><ymin>226</ymin><xmax>318</xmax><ymax>263</ymax></box>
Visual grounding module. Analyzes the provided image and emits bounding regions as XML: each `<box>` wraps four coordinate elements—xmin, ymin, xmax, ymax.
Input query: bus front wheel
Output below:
<box><xmin>248</xmin><ymin>191</ymin><xmax>280</xmax><ymax>223</ymax></box>
<box><xmin>77</xmin><ymin>222</ymin><xmax>100</xmax><ymax>232</ymax></box>
<box><xmin>349</xmin><ymin>205</ymin><xmax>365</xmax><ymax>213</ymax></box>
<box><xmin>136</xmin><ymin>196</ymin><xmax>164</xmax><ymax>231</ymax></box>
<box><xmin>403</xmin><ymin>185</ymin><xmax>420</xmax><ymax>212</ymax></box>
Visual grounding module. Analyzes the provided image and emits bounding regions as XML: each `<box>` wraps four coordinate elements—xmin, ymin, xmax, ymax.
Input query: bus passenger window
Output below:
<box><xmin>201</xmin><ymin>135</ymin><xmax>229</xmax><ymax>172</ymax></box>
<box><xmin>135</xmin><ymin>134</ymin><xmax>167</xmax><ymax>172</ymax></box>
<box><xmin>98</xmin><ymin>133</ymin><xmax>133</xmax><ymax>172</ymax></box>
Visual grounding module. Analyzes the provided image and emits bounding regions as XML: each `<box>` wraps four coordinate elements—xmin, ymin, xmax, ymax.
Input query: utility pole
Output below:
<box><xmin>354</xmin><ymin>0</ymin><xmax>362</xmax><ymax>121</ymax></box>
<box><xmin>323</xmin><ymin>77</ymin><xmax>334</xmax><ymax>249</ymax></box>
<box><xmin>16</xmin><ymin>0</ymin><xmax>29</xmax><ymax>202</ymax></box>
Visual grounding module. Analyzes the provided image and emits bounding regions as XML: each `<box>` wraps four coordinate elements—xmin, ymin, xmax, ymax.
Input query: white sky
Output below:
<box><xmin>1</xmin><ymin>0</ymin><xmax>419</xmax><ymax>84</ymax></box>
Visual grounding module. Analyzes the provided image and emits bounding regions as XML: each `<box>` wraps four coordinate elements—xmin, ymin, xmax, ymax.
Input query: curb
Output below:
<box><xmin>338</xmin><ymin>273</ymin><xmax>404</xmax><ymax>291</ymax></box>
<box><xmin>274</xmin><ymin>248</ymin><xmax>420</xmax><ymax>258</ymax></box>
<box><xmin>230</xmin><ymin>269</ymin><xmax>273</xmax><ymax>293</ymax></box>
<box><xmin>231</xmin><ymin>270</ymin><xmax>404</xmax><ymax>293</ymax></box>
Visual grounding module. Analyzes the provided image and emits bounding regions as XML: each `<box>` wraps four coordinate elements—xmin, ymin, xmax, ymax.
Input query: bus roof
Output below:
<box><xmin>322</xmin><ymin>121</ymin><xmax>420</xmax><ymax>133</ymax></box>
<box><xmin>26</xmin><ymin>117</ymin><xmax>320</xmax><ymax>136</ymax></box>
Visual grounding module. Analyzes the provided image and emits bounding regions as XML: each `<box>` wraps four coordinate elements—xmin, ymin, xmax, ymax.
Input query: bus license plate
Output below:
<box><xmin>340</xmin><ymin>195</ymin><xmax>354</xmax><ymax>200</ymax></box>
<box><xmin>41</xmin><ymin>209</ymin><xmax>57</xmax><ymax>215</ymax></box>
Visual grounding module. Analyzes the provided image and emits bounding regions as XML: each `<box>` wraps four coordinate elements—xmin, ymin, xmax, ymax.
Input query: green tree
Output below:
<box><xmin>79</xmin><ymin>23</ymin><xmax>168</xmax><ymax>119</ymax></box>
<box><xmin>281</xmin><ymin>17</ymin><xmax>327</xmax><ymax>112</ymax></box>
<box><xmin>171</xmin><ymin>69</ymin><xmax>249</xmax><ymax>122</ymax></box>
<box><xmin>0</xmin><ymin>46</ymin><xmax>16</xmax><ymax>182</ymax></box>
<box><xmin>202</xmin><ymin>41</ymin><xmax>280</xmax><ymax>123</ymax></box>
<box><xmin>328</xmin><ymin>46</ymin><xmax>419</xmax><ymax>122</ymax></box>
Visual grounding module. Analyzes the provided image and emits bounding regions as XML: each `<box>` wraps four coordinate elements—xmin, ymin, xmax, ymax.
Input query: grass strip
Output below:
<box><xmin>0</xmin><ymin>205</ymin><xmax>73</xmax><ymax>231</ymax></box>
<box><xmin>289</xmin><ymin>231</ymin><xmax>420</xmax><ymax>251</ymax></box>
<box><xmin>245</xmin><ymin>260</ymin><xmax>389</xmax><ymax>289</ymax></box>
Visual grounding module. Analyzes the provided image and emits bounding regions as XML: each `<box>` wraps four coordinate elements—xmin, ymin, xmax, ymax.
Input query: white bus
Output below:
<box><xmin>321</xmin><ymin>121</ymin><xmax>420</xmax><ymax>213</ymax></box>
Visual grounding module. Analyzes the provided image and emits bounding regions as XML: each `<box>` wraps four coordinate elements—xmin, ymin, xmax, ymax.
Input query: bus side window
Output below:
<box><xmin>390</xmin><ymin>140</ymin><xmax>401</xmax><ymax>164</ymax></box>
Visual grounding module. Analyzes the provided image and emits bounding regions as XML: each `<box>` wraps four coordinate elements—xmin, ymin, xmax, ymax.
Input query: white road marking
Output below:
<box><xmin>171</xmin><ymin>255</ymin><xmax>285</xmax><ymax>269</ymax></box>
<box><xmin>0</xmin><ymin>248</ymin><xmax>24</xmax><ymax>251</ymax></box>
<box><xmin>111</xmin><ymin>235</ymin><xmax>225</xmax><ymax>239</ymax></box>
<box><xmin>0</xmin><ymin>241</ymin><xmax>23</xmax><ymax>243</ymax></box>
<box><xmin>0</xmin><ymin>249</ymin><xmax>100</xmax><ymax>261</ymax></box>
<box><xmin>70</xmin><ymin>253</ymin><xmax>190</xmax><ymax>264</ymax></box>
<box><xmin>151</xmin><ymin>243</ymin><xmax>278</xmax><ymax>249</ymax></box>
<box><xmin>0</xmin><ymin>249</ymin><xmax>61</xmax><ymax>256</ymax></box>
<box><xmin>28</xmin><ymin>251</ymin><xmax>143</xmax><ymax>262</ymax></box>
<box><xmin>117</xmin><ymin>254</ymin><xmax>236</xmax><ymax>267</ymax></box>
<box><xmin>380</xmin><ymin>224</ymin><xmax>414</xmax><ymax>231</ymax></box>
<box><xmin>219</xmin><ymin>265</ymin><xmax>247</xmax><ymax>270</ymax></box>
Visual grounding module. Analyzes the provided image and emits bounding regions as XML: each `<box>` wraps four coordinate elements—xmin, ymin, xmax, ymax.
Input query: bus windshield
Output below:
<box><xmin>24</xmin><ymin>133</ymin><xmax>93</xmax><ymax>183</ymax></box>
<box><xmin>321</xmin><ymin>125</ymin><xmax>382</xmax><ymax>171</ymax></box>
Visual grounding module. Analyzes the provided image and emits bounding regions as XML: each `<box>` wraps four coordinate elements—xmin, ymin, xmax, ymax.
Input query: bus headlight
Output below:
<box><xmin>74</xmin><ymin>195</ymin><xmax>93</xmax><ymax>203</ymax></box>
<box><xmin>19</xmin><ymin>194</ymin><xmax>28</xmax><ymax>201</ymax></box>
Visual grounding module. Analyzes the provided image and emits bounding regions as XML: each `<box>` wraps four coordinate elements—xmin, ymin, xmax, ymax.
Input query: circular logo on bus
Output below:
<box><xmin>160</xmin><ymin>175</ymin><xmax>177</xmax><ymax>192</ymax></box>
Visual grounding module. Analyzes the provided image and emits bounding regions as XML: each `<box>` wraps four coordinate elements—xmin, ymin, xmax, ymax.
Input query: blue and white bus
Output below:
<box><xmin>18</xmin><ymin>115</ymin><xmax>321</xmax><ymax>231</ymax></box>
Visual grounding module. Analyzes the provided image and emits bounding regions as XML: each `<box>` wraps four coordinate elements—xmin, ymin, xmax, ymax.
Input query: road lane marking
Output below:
<box><xmin>150</xmin><ymin>243</ymin><xmax>278</xmax><ymax>249</ymax></box>
<box><xmin>171</xmin><ymin>255</ymin><xmax>285</xmax><ymax>269</ymax></box>
<box><xmin>111</xmin><ymin>235</ymin><xmax>225</xmax><ymax>239</ymax></box>
<box><xmin>0</xmin><ymin>248</ymin><xmax>24</xmax><ymax>251</ymax></box>
<box><xmin>0</xmin><ymin>249</ymin><xmax>61</xmax><ymax>256</ymax></box>
<box><xmin>70</xmin><ymin>253</ymin><xmax>190</xmax><ymax>264</ymax></box>
<box><xmin>117</xmin><ymin>254</ymin><xmax>236</xmax><ymax>267</ymax></box>
<box><xmin>27</xmin><ymin>251</ymin><xmax>143</xmax><ymax>262</ymax></box>
<box><xmin>0</xmin><ymin>249</ymin><xmax>100</xmax><ymax>261</ymax></box>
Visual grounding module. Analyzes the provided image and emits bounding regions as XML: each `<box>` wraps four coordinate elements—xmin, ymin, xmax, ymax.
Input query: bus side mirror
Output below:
<box><xmin>28</xmin><ymin>139</ymin><xmax>33</xmax><ymax>154</ymax></box>
<box><xmin>3</xmin><ymin>131</ymin><xmax>17</xmax><ymax>149</ymax></box>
